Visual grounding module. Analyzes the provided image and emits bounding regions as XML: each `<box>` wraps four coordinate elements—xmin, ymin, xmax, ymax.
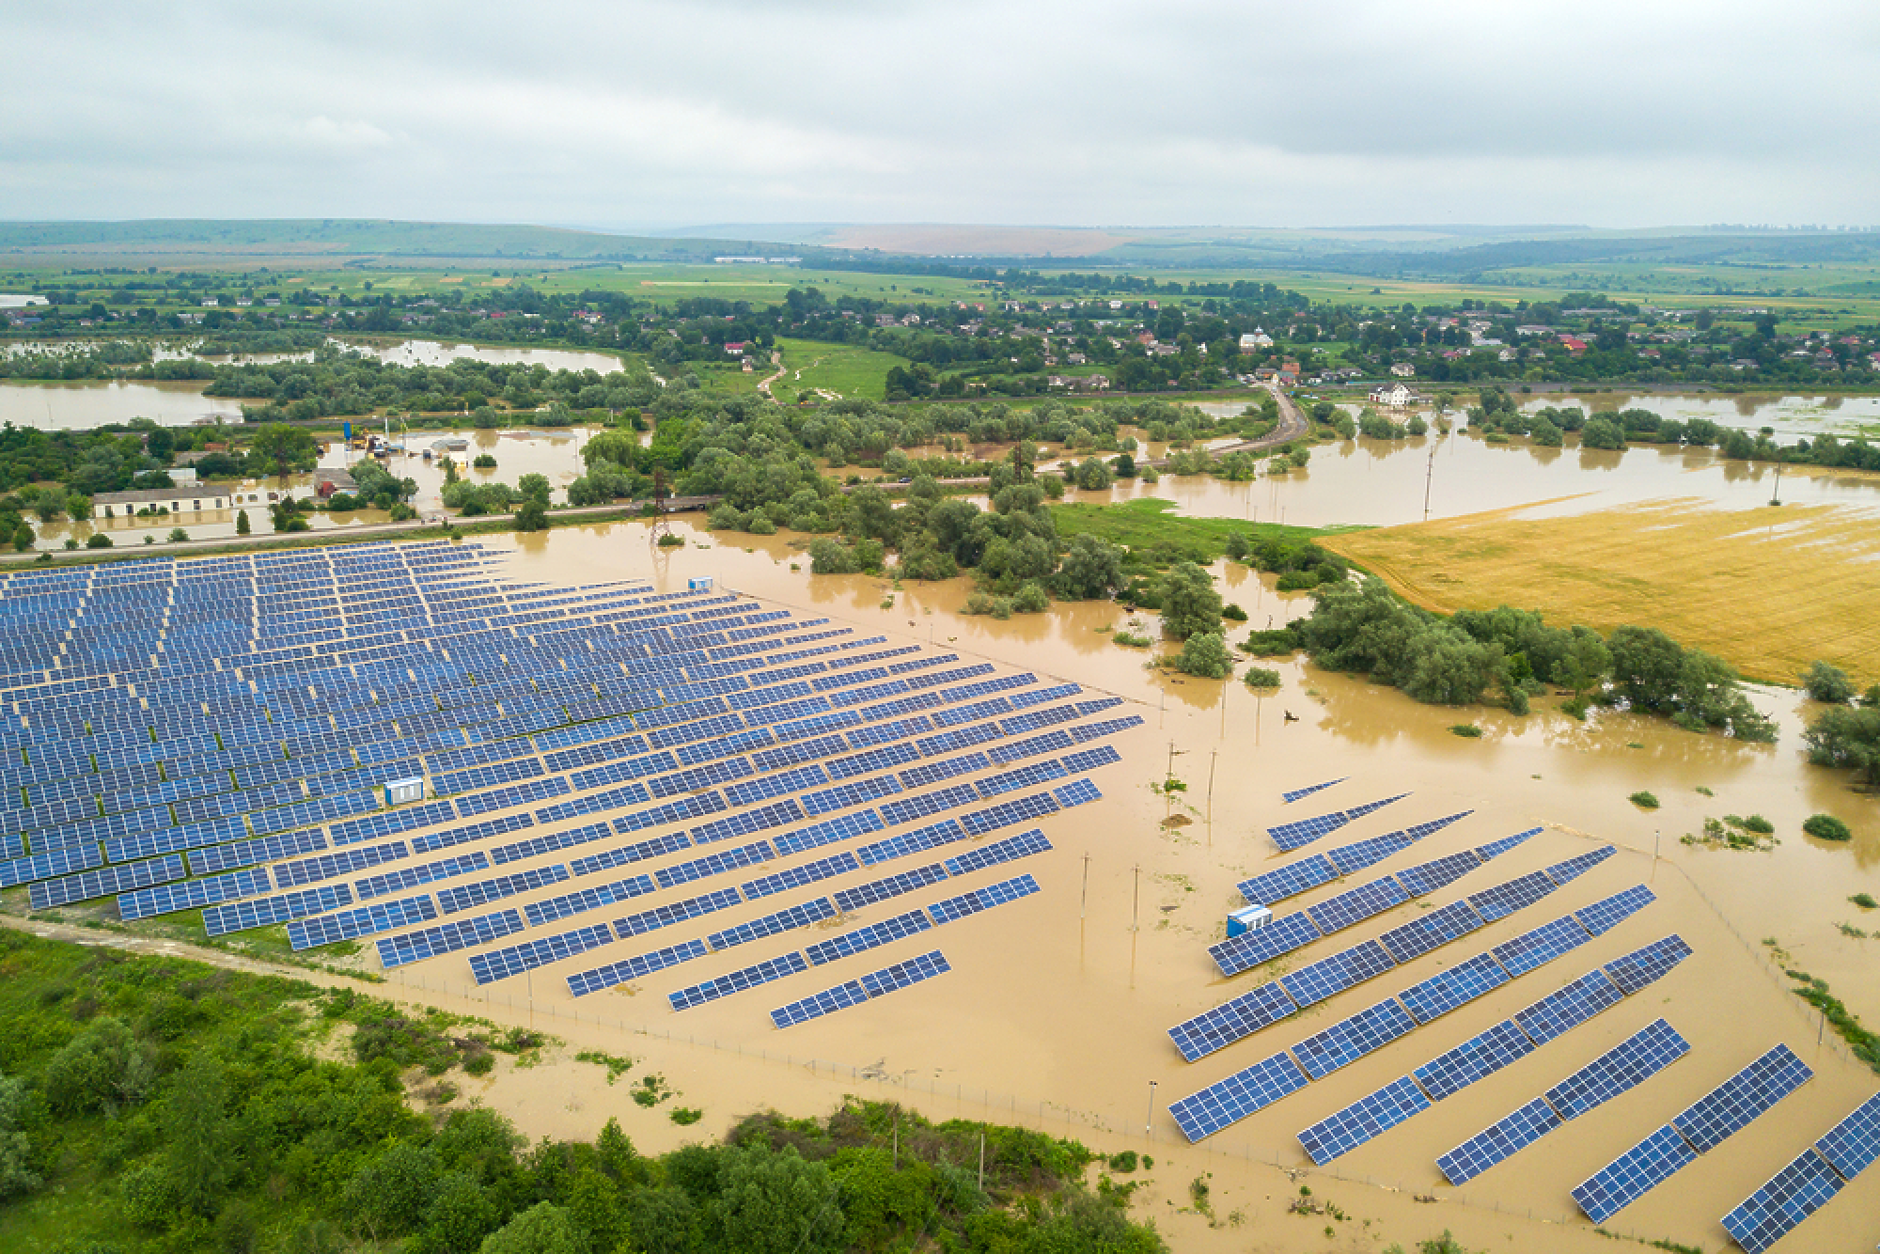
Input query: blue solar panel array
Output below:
<box><xmin>770</xmin><ymin>950</ymin><xmax>950</xmax><ymax>1027</ymax></box>
<box><xmin>1722</xmin><ymin>1090</ymin><xmax>1880</xmax><ymax>1254</ymax></box>
<box><xmin>1268</xmin><ymin>793</ymin><xmax>1410</xmax><ymax>852</ymax></box>
<box><xmin>1169</xmin><ymin>930</ymin><xmax>1690</xmax><ymax>1144</ymax></box>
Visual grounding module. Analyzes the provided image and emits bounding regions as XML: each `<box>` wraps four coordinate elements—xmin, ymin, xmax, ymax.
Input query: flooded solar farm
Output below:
<box><xmin>0</xmin><ymin>526</ymin><xmax>1876</xmax><ymax>1254</ymax></box>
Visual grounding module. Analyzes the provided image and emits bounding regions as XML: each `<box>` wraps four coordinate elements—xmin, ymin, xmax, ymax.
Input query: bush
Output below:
<box><xmin>85</xmin><ymin>533</ymin><xmax>113</xmax><ymax>549</ymax></box>
<box><xmin>1804</xmin><ymin>814</ymin><xmax>1853</xmax><ymax>842</ymax></box>
<box><xmin>1242</xmin><ymin>667</ymin><xmax>1281</xmax><ymax>689</ymax></box>
<box><xmin>1112</xmin><ymin>632</ymin><xmax>1151</xmax><ymax>648</ymax></box>
<box><xmin>670</xmin><ymin>1107</ymin><xmax>702</xmax><ymax>1126</ymax></box>
<box><xmin>472</xmin><ymin>454</ymin><xmax>497</xmax><ymax>469</ymax></box>
<box><xmin>1803</xmin><ymin>661</ymin><xmax>1858</xmax><ymax>704</ymax></box>
<box><xmin>745</xmin><ymin>514</ymin><xmax>778</xmax><ymax>535</ymax></box>
<box><xmin>1629</xmin><ymin>790</ymin><xmax>1660</xmax><ymax>809</ymax></box>
<box><xmin>1013</xmin><ymin>582</ymin><xmax>1049</xmax><ymax>613</ymax></box>
<box><xmin>1172</xmin><ymin>632</ymin><xmax>1231</xmax><ymax>679</ymax></box>
<box><xmin>1851</xmin><ymin>893</ymin><xmax>1878</xmax><ymax>909</ymax></box>
<box><xmin>1221</xmin><ymin>603</ymin><xmax>1248</xmax><ymax>622</ymax></box>
<box><xmin>656</xmin><ymin>533</ymin><xmax>684</xmax><ymax>548</ymax></box>
<box><xmin>1449</xmin><ymin>724</ymin><xmax>1483</xmax><ymax>738</ymax></box>
<box><xmin>167</xmin><ymin>528</ymin><xmax>189</xmax><ymax>543</ymax></box>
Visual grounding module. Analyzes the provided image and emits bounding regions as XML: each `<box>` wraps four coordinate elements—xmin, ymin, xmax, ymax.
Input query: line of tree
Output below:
<box><xmin>1801</xmin><ymin>661</ymin><xmax>1880</xmax><ymax>789</ymax></box>
<box><xmin>0</xmin><ymin>929</ymin><xmax>1167</xmax><ymax>1254</ymax></box>
<box><xmin>1251</xmin><ymin>579</ymin><xmax>1777</xmax><ymax>738</ymax></box>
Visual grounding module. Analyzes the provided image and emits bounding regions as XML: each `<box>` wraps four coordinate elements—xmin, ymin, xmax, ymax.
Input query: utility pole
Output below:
<box><xmin>1080</xmin><ymin>852</ymin><xmax>1090</xmax><ymax>919</ymax></box>
<box><xmin>1132</xmin><ymin>864</ymin><xmax>1141</xmax><ymax>932</ymax></box>
<box><xmin>1206</xmin><ymin>750</ymin><xmax>1218</xmax><ymax>822</ymax></box>
<box><xmin>1422</xmin><ymin>437</ymin><xmax>1437</xmax><ymax>521</ymax></box>
<box><xmin>1146</xmin><ymin>1080</ymin><xmax>1157</xmax><ymax>1139</ymax></box>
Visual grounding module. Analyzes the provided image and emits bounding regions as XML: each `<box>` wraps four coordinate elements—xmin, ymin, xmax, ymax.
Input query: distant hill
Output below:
<box><xmin>0</xmin><ymin>218</ymin><xmax>800</xmax><ymax>263</ymax></box>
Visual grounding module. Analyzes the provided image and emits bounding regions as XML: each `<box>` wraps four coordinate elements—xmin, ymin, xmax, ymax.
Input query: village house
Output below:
<box><xmin>1369</xmin><ymin>382</ymin><xmax>1420</xmax><ymax>407</ymax></box>
<box><xmin>1389</xmin><ymin>362</ymin><xmax>1416</xmax><ymax>378</ymax></box>
<box><xmin>93</xmin><ymin>486</ymin><xmax>234</xmax><ymax>519</ymax></box>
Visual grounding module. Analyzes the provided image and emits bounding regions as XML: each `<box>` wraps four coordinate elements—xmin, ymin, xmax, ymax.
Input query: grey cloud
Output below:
<box><xmin>3</xmin><ymin>1</ymin><xmax>1876</xmax><ymax>227</ymax></box>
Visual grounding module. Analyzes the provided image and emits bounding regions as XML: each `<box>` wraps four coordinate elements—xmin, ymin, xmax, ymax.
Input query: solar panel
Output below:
<box><xmin>377</xmin><ymin>908</ymin><xmax>524</xmax><ymax>968</ymax></box>
<box><xmin>1167</xmin><ymin>981</ymin><xmax>1301</xmax><ymax>1062</ymax></box>
<box><xmin>1574</xmin><ymin>883</ymin><xmax>1656</xmax><ymax>937</ymax></box>
<box><xmin>1544</xmin><ymin>843</ymin><xmax>1615</xmax><ymax>886</ymax></box>
<box><xmin>705</xmin><ymin>897</ymin><xmax>836</xmax><ymax>952</ymax></box>
<box><xmin>1169</xmin><ymin>1051</ymin><xmax>1313</xmax><ymax>1143</ymax></box>
<box><xmin>1376</xmin><ymin>899</ymin><xmax>1487</xmax><ymax>965</ymax></box>
<box><xmin>1297</xmin><ymin>1076</ymin><xmax>1431</xmax><ymax>1165</ymax></box>
<box><xmin>1572</xmin><ymin>1124</ymin><xmax>1696</xmax><ymax>1223</ymax></box>
<box><xmin>834</xmin><ymin>863</ymin><xmax>948</xmax><ymax>911</ymax></box>
<box><xmin>1437</xmin><ymin>1097</ymin><xmax>1564</xmax><ymax>1186</ymax></box>
<box><xmin>1815</xmin><ymin>1090</ymin><xmax>1880</xmax><ymax>1180</ymax></box>
<box><xmin>1514</xmin><ymin>970</ymin><xmax>1626</xmax><ymax>1046</ymax></box>
<box><xmin>436</xmin><ymin>863</ymin><xmax>570</xmax><ymax>915</ymax></box>
<box><xmin>1721</xmin><ymin>1150</ymin><xmax>1846</xmax><ymax>1254</ymax></box>
<box><xmin>1490</xmin><ymin>914</ymin><xmax>1594</xmax><ymax>979</ymax></box>
<box><xmin>943</xmin><ymin>829</ymin><xmax>1051</xmax><ymax>877</ymax></box>
<box><xmin>1053</xmin><ymin>779</ymin><xmax>1102</xmax><ymax>809</ymax></box>
<box><xmin>1673</xmin><ymin>1044</ymin><xmax>1812</xmax><ymax>1153</ymax></box>
<box><xmin>1208</xmin><ymin>912</ymin><xmax>1323</xmax><ymax>978</ymax></box>
<box><xmin>1390</xmin><ymin>850</ymin><xmax>1485</xmax><ymax>899</ymax></box>
<box><xmin>1282</xmin><ymin>777</ymin><xmax>1344</xmax><ymax>804</ymax></box>
<box><xmin>1307</xmin><ymin>876</ymin><xmax>1411</xmax><ymax>934</ymax></box>
<box><xmin>669</xmin><ymin>951</ymin><xmax>809</xmax><ymax>1011</ymax></box>
<box><xmin>1544</xmin><ymin>1018</ymin><xmax>1691</xmax><ymax>1120</ymax></box>
<box><xmin>1602</xmin><ymin>934</ymin><xmax>1693</xmax><ymax>995</ymax></box>
<box><xmin>1414</xmin><ymin>1018</ymin><xmax>1537</xmax><ymax>1102</ymax></box>
<box><xmin>1278</xmin><ymin>939</ymin><xmax>1396</xmax><ymax>1010</ymax></box>
<box><xmin>118</xmin><ymin>866</ymin><xmax>273</xmax><ymax>921</ymax></box>
<box><xmin>616</xmin><ymin>887</ymin><xmax>744</xmax><ymax>938</ymax></box>
<box><xmin>858</xmin><ymin>949</ymin><xmax>950</xmax><ymax>998</ymax></box>
<box><xmin>566</xmin><ymin>939</ymin><xmax>709</xmax><ymax>997</ymax></box>
<box><xmin>524</xmin><ymin>875</ymin><xmax>656</xmax><ymax>928</ymax></box>
<box><xmin>655</xmin><ymin>841</ymin><xmax>772</xmax><ymax>891</ymax></box>
<box><xmin>926</xmin><ymin>873</ymin><xmax>1039</xmax><ymax>925</ymax></box>
<box><xmin>288</xmin><ymin>894</ymin><xmax>439</xmax><ymax>950</ymax></box>
<box><xmin>1474</xmin><ymin>826</ymin><xmax>1542</xmax><ymax>862</ymax></box>
<box><xmin>804</xmin><ymin>909</ymin><xmax>932</xmax><ymax>965</ymax></box>
<box><xmin>205</xmin><ymin>883</ymin><xmax>352</xmax><ymax>936</ymax></box>
<box><xmin>1291</xmin><ymin>997</ymin><xmax>1420</xmax><ymax>1080</ymax></box>
<box><xmin>960</xmin><ymin>790</ymin><xmax>1060</xmax><ymax>836</ymax></box>
<box><xmin>1268</xmin><ymin>793</ymin><xmax>1409</xmax><ymax>852</ymax></box>
<box><xmin>1464</xmin><ymin>870</ymin><xmax>1559</xmax><ymax>923</ymax></box>
<box><xmin>740</xmin><ymin>851</ymin><xmax>861</xmax><ymax>900</ymax></box>
<box><xmin>1236</xmin><ymin>855</ymin><xmax>1338</xmax><ymax>908</ymax></box>
<box><xmin>770</xmin><ymin>978</ymin><xmax>870</xmax><ymax>1028</ymax></box>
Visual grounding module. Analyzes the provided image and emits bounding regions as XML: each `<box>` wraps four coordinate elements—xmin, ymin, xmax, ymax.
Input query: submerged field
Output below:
<box><xmin>1319</xmin><ymin>497</ymin><xmax>1880</xmax><ymax>687</ymax></box>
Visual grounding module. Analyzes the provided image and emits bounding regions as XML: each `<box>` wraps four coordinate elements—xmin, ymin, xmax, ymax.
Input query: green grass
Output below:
<box><xmin>773</xmin><ymin>337</ymin><xmax>909</xmax><ymax>402</ymax></box>
<box><xmin>1051</xmin><ymin>496</ymin><xmax>1342</xmax><ymax>565</ymax></box>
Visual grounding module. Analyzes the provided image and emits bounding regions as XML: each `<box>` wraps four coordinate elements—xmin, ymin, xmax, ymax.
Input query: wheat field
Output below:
<box><xmin>1319</xmin><ymin>498</ymin><xmax>1880</xmax><ymax>686</ymax></box>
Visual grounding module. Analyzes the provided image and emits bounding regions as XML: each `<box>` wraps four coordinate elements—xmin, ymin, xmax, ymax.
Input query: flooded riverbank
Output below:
<box><xmin>314</xmin><ymin>520</ymin><xmax>1880</xmax><ymax>1254</ymax></box>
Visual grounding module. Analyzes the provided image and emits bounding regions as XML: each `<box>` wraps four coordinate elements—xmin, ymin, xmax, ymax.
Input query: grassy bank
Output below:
<box><xmin>1051</xmin><ymin>496</ymin><xmax>1352</xmax><ymax>566</ymax></box>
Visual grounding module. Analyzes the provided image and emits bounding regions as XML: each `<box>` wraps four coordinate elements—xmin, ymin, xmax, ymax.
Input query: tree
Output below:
<box><xmin>1804</xmin><ymin>705</ymin><xmax>1880</xmax><ymax>788</ymax></box>
<box><xmin>0</xmin><ymin>1072</ymin><xmax>39</xmax><ymax>1199</ymax></box>
<box><xmin>42</xmin><ymin>1017</ymin><xmax>153</xmax><ymax>1117</ymax></box>
<box><xmin>164</xmin><ymin>1053</ymin><xmax>231</xmax><ymax>1215</ymax></box>
<box><xmin>1072</xmin><ymin>457</ymin><xmax>1114</xmax><ymax>491</ymax></box>
<box><xmin>341</xmin><ymin>1142</ymin><xmax>441</xmax><ymax>1240</ymax></box>
<box><xmin>168</xmin><ymin>528</ymin><xmax>189</xmax><ymax>544</ymax></box>
<box><xmin>235</xmin><ymin>509</ymin><xmax>251</xmax><ymax>536</ymax></box>
<box><xmin>708</xmin><ymin>1145</ymin><xmax>844</xmax><ymax>1254</ymax></box>
<box><xmin>479</xmin><ymin>1202</ymin><xmax>580</xmax><ymax>1254</ymax></box>
<box><xmin>517</xmin><ymin>473</ymin><xmax>551</xmax><ymax>503</ymax></box>
<box><xmin>247</xmin><ymin>423</ymin><xmax>319</xmax><ymax>473</ymax></box>
<box><xmin>1581</xmin><ymin>417</ymin><xmax>1626</xmax><ymax>450</ymax></box>
<box><xmin>1174</xmin><ymin>632</ymin><xmax>1232</xmax><ymax>678</ymax></box>
<box><xmin>1803</xmin><ymin>661</ymin><xmax>1858</xmax><ymax>704</ymax></box>
<box><xmin>1054</xmin><ymin>534</ymin><xmax>1125</xmax><ymax>600</ymax></box>
<box><xmin>1157</xmin><ymin>562</ymin><xmax>1222</xmax><ymax>641</ymax></box>
<box><xmin>515</xmin><ymin>499</ymin><xmax>549</xmax><ymax>532</ymax></box>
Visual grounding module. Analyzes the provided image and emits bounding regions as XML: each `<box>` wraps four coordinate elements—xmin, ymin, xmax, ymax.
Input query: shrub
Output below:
<box><xmin>1173</xmin><ymin>632</ymin><xmax>1231</xmax><ymax>679</ymax></box>
<box><xmin>1242</xmin><ymin>667</ymin><xmax>1281</xmax><ymax>689</ymax></box>
<box><xmin>656</xmin><ymin>533</ymin><xmax>684</xmax><ymax>547</ymax></box>
<box><xmin>1013</xmin><ymin>582</ymin><xmax>1049</xmax><ymax>613</ymax></box>
<box><xmin>471</xmin><ymin>454</ymin><xmax>497</xmax><ymax>469</ymax></box>
<box><xmin>669</xmin><ymin>1107</ymin><xmax>702</xmax><ymax>1126</ymax></box>
<box><xmin>167</xmin><ymin>528</ymin><xmax>189</xmax><ymax>543</ymax></box>
<box><xmin>1108</xmin><ymin>1150</ymin><xmax>1139</xmax><ymax>1173</ymax></box>
<box><xmin>1629</xmin><ymin>790</ymin><xmax>1660</xmax><ymax>809</ymax></box>
<box><xmin>1804</xmin><ymin>814</ymin><xmax>1853</xmax><ymax>842</ymax></box>
<box><xmin>1113</xmin><ymin>631</ymin><xmax>1151</xmax><ymax>648</ymax></box>
<box><xmin>1803</xmin><ymin>661</ymin><xmax>1858</xmax><ymax>704</ymax></box>
<box><xmin>1449</xmin><ymin>724</ymin><xmax>1483</xmax><ymax>738</ymax></box>
<box><xmin>1851</xmin><ymin>893</ymin><xmax>1878</xmax><ymax>909</ymax></box>
<box><xmin>85</xmin><ymin>533</ymin><xmax>113</xmax><ymax>549</ymax></box>
<box><xmin>1222</xmin><ymin>603</ymin><xmax>1248</xmax><ymax>622</ymax></box>
<box><xmin>745</xmin><ymin>514</ymin><xmax>777</xmax><ymax>535</ymax></box>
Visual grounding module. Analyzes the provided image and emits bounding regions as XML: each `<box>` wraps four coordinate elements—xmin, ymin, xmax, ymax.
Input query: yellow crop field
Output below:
<box><xmin>1319</xmin><ymin>498</ymin><xmax>1880</xmax><ymax>686</ymax></box>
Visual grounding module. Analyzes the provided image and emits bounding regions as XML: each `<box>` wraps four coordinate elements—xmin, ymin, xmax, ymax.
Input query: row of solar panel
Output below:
<box><xmin>1169</xmin><ymin>930</ymin><xmax>1692</xmax><ymax>1143</ymax></box>
<box><xmin>1171</xmin><ymin>848</ymin><xmax>1623</xmax><ymax>1062</ymax></box>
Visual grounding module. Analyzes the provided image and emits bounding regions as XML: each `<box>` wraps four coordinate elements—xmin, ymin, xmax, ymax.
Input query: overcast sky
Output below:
<box><xmin>7</xmin><ymin>1</ymin><xmax>1878</xmax><ymax>231</ymax></box>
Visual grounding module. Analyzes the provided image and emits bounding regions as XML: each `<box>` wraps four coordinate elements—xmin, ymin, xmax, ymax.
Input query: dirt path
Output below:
<box><xmin>755</xmin><ymin>349</ymin><xmax>785</xmax><ymax>398</ymax></box>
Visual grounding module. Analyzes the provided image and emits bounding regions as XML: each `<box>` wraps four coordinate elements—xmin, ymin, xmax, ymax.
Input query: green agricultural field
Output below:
<box><xmin>1051</xmin><ymin>496</ymin><xmax>1350</xmax><ymax>565</ymax></box>
<box><xmin>772</xmin><ymin>336</ymin><xmax>910</xmax><ymax>401</ymax></box>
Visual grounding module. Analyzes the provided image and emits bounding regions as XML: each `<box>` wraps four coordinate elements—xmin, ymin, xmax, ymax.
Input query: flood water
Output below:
<box><xmin>273</xmin><ymin>520</ymin><xmax>1880</xmax><ymax>1254</ymax></box>
<box><xmin>0</xmin><ymin>338</ymin><xmax>626</xmax><ymax>431</ymax></box>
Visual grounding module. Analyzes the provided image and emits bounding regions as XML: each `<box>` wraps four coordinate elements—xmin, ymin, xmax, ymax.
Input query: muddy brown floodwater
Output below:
<box><xmin>299</xmin><ymin>519</ymin><xmax>1879</xmax><ymax>1254</ymax></box>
